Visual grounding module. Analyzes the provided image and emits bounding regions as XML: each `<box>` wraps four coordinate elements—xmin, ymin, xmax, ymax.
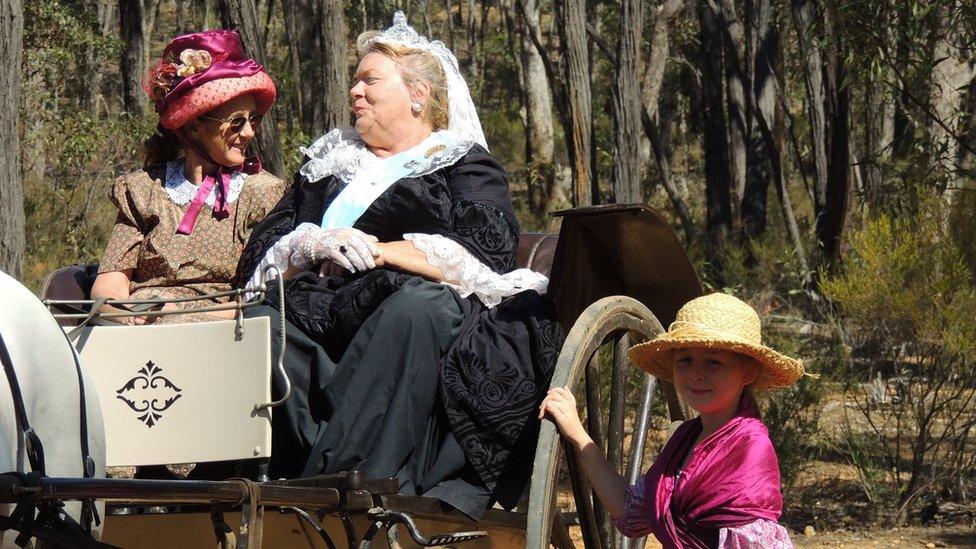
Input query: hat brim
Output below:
<box><xmin>160</xmin><ymin>72</ymin><xmax>276</xmax><ymax>130</ymax></box>
<box><xmin>627</xmin><ymin>327</ymin><xmax>804</xmax><ymax>390</ymax></box>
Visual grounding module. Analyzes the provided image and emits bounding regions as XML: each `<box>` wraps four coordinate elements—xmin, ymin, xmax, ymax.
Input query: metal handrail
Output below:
<box><xmin>46</xmin><ymin>288</ymin><xmax>257</xmax><ymax>320</ymax></box>
<box><xmin>254</xmin><ymin>265</ymin><xmax>290</xmax><ymax>411</ymax></box>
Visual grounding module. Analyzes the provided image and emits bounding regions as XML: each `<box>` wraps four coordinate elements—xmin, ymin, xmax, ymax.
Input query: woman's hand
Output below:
<box><xmin>92</xmin><ymin>270</ymin><xmax>146</xmax><ymax>325</ymax></box>
<box><xmin>97</xmin><ymin>303</ymin><xmax>146</xmax><ymax>325</ymax></box>
<box><xmin>291</xmin><ymin>227</ymin><xmax>380</xmax><ymax>274</ymax></box>
<box><xmin>539</xmin><ymin>387</ymin><xmax>592</xmax><ymax>450</ymax></box>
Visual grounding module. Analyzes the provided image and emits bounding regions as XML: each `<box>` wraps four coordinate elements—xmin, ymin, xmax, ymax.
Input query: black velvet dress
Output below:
<box><xmin>236</xmin><ymin>145</ymin><xmax>564</xmax><ymax>517</ymax></box>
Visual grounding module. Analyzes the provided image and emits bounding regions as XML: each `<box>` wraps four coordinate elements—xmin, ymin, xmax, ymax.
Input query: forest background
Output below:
<box><xmin>0</xmin><ymin>0</ymin><xmax>975</xmax><ymax>539</ymax></box>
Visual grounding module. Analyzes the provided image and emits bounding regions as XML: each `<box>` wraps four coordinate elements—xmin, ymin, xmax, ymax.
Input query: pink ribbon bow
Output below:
<box><xmin>175</xmin><ymin>156</ymin><xmax>262</xmax><ymax>235</ymax></box>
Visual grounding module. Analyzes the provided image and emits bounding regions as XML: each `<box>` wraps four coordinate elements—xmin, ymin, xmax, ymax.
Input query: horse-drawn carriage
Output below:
<box><xmin>1</xmin><ymin>204</ymin><xmax>700</xmax><ymax>548</ymax></box>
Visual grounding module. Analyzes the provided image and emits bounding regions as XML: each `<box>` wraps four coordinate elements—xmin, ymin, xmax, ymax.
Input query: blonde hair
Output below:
<box><xmin>356</xmin><ymin>33</ymin><xmax>449</xmax><ymax>131</ymax></box>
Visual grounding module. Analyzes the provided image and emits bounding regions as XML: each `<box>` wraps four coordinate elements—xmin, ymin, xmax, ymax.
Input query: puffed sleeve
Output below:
<box><xmin>98</xmin><ymin>175</ymin><xmax>146</xmax><ymax>273</ymax></box>
<box><xmin>235</xmin><ymin>171</ymin><xmax>287</xmax><ymax>245</ymax></box>
<box><xmin>718</xmin><ymin>520</ymin><xmax>794</xmax><ymax>548</ymax></box>
<box><xmin>443</xmin><ymin>145</ymin><xmax>520</xmax><ymax>274</ymax></box>
<box><xmin>612</xmin><ymin>478</ymin><xmax>655</xmax><ymax>539</ymax></box>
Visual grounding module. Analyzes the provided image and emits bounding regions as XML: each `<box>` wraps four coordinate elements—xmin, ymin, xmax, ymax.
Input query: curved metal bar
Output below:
<box><xmin>362</xmin><ymin>509</ymin><xmax>487</xmax><ymax>547</ymax></box>
<box><xmin>47</xmin><ymin>287</ymin><xmax>263</xmax><ymax>320</ymax></box>
<box><xmin>254</xmin><ymin>265</ymin><xmax>291</xmax><ymax>411</ymax></box>
<box><xmin>279</xmin><ymin>506</ymin><xmax>337</xmax><ymax>549</ymax></box>
<box><xmin>340</xmin><ymin>513</ymin><xmax>359</xmax><ymax>547</ymax></box>
<box><xmin>52</xmin><ymin>301</ymin><xmax>266</xmax><ymax>320</ymax></box>
<box><xmin>46</xmin><ymin>288</ymin><xmax>246</xmax><ymax>305</ymax></box>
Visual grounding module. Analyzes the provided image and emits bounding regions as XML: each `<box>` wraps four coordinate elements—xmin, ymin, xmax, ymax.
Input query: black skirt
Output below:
<box><xmin>247</xmin><ymin>278</ymin><xmax>491</xmax><ymax>518</ymax></box>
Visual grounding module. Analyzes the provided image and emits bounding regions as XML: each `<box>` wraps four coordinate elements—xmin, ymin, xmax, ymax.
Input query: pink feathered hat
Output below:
<box><xmin>145</xmin><ymin>30</ymin><xmax>276</xmax><ymax>130</ymax></box>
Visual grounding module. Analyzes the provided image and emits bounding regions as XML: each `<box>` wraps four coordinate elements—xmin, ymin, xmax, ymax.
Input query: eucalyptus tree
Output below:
<box><xmin>0</xmin><ymin>0</ymin><xmax>24</xmax><ymax>278</ymax></box>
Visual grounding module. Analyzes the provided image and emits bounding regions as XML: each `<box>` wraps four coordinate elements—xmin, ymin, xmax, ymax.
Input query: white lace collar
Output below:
<box><xmin>163</xmin><ymin>160</ymin><xmax>247</xmax><ymax>207</ymax></box>
<box><xmin>299</xmin><ymin>128</ymin><xmax>475</xmax><ymax>185</ymax></box>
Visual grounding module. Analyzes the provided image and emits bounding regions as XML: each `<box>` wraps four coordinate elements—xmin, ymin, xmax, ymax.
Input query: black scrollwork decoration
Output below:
<box><xmin>116</xmin><ymin>361</ymin><xmax>183</xmax><ymax>428</ymax></box>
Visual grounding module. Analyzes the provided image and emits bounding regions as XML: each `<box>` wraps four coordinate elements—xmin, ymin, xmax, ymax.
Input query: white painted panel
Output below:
<box><xmin>73</xmin><ymin>318</ymin><xmax>272</xmax><ymax>467</ymax></box>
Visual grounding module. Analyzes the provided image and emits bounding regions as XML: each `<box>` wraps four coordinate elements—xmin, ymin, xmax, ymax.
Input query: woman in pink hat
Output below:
<box><xmin>90</xmin><ymin>30</ymin><xmax>284</xmax><ymax>325</ymax></box>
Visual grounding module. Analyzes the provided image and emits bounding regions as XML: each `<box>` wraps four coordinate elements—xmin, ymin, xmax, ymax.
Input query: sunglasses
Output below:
<box><xmin>199</xmin><ymin>113</ymin><xmax>264</xmax><ymax>134</ymax></box>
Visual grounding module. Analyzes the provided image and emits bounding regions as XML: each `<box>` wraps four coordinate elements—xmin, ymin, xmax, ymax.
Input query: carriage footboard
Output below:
<box><xmin>0</xmin><ymin>471</ymin><xmax>488</xmax><ymax>548</ymax></box>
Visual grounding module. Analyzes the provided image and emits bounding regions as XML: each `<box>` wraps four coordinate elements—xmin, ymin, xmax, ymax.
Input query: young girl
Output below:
<box><xmin>540</xmin><ymin>292</ymin><xmax>804</xmax><ymax>548</ymax></box>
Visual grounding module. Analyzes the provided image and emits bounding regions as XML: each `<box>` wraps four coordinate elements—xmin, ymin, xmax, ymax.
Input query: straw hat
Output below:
<box><xmin>628</xmin><ymin>293</ymin><xmax>804</xmax><ymax>389</ymax></box>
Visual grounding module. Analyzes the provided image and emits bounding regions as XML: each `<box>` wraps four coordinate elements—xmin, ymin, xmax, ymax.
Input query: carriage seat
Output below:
<box><xmin>515</xmin><ymin>232</ymin><xmax>558</xmax><ymax>277</ymax></box>
<box><xmin>38</xmin><ymin>233</ymin><xmax>559</xmax><ymax>472</ymax></box>
<box><xmin>40</xmin><ymin>233</ymin><xmax>559</xmax><ymax>307</ymax></box>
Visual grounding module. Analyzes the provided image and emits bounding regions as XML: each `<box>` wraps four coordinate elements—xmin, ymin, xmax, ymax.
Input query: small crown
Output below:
<box><xmin>369</xmin><ymin>11</ymin><xmax>429</xmax><ymax>51</ymax></box>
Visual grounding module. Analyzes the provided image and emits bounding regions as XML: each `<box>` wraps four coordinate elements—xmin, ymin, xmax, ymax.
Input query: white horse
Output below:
<box><xmin>0</xmin><ymin>270</ymin><xmax>106</xmax><ymax>546</ymax></box>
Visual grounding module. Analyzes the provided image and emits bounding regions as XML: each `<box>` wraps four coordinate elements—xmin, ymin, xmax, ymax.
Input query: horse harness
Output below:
<box><xmin>0</xmin><ymin>328</ymin><xmax>105</xmax><ymax>548</ymax></box>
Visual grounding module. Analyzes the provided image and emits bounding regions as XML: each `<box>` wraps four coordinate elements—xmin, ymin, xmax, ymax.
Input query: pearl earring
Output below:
<box><xmin>411</xmin><ymin>101</ymin><xmax>423</xmax><ymax>113</ymax></box>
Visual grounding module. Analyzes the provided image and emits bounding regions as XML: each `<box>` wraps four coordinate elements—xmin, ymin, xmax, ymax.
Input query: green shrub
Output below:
<box><xmin>821</xmin><ymin>193</ymin><xmax>976</xmax><ymax>524</ymax></box>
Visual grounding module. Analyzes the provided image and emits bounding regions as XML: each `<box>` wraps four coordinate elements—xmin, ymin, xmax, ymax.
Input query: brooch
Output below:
<box><xmin>425</xmin><ymin>144</ymin><xmax>446</xmax><ymax>158</ymax></box>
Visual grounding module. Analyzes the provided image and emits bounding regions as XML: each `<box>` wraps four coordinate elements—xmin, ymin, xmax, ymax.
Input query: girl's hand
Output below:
<box><xmin>539</xmin><ymin>387</ymin><xmax>591</xmax><ymax>449</ymax></box>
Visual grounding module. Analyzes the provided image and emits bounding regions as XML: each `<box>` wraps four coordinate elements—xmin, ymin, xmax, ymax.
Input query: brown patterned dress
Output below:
<box><xmin>99</xmin><ymin>161</ymin><xmax>285</xmax><ymax>323</ymax></box>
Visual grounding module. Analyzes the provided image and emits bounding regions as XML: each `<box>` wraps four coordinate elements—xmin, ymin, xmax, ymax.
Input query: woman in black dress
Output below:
<box><xmin>237</xmin><ymin>12</ymin><xmax>561</xmax><ymax>518</ymax></box>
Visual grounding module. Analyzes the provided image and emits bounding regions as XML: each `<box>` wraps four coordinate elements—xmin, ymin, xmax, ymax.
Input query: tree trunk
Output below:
<box><xmin>444</xmin><ymin>0</ymin><xmax>456</xmax><ymax>52</ymax></box>
<box><xmin>741</xmin><ymin>0</ymin><xmax>774</xmax><ymax>239</ymax></box>
<box><xmin>891</xmin><ymin>2</ymin><xmax>912</xmax><ymax>159</ymax></box>
<box><xmin>863</xmin><ymin>72</ymin><xmax>888</xmax><ymax>209</ymax></box>
<box><xmin>119</xmin><ymin>0</ymin><xmax>150</xmax><ymax>116</ymax></box>
<box><xmin>81</xmin><ymin>1</ymin><xmax>116</xmax><ymax>113</ymax></box>
<box><xmin>958</xmin><ymin>78</ymin><xmax>976</xmax><ymax>179</ymax></box>
<box><xmin>283</xmin><ymin>0</ymin><xmax>322</xmax><ymax>134</ymax></box>
<box><xmin>721</xmin><ymin>5</ymin><xmax>748</xmax><ymax>207</ymax></box>
<box><xmin>927</xmin><ymin>1</ymin><xmax>976</xmax><ymax>201</ymax></box>
<box><xmin>641</xmin><ymin>0</ymin><xmax>693</xmax><ymax>241</ymax></box>
<box><xmin>752</xmin><ymin>22</ymin><xmax>810</xmax><ymax>276</ymax></box>
<box><xmin>176</xmin><ymin>0</ymin><xmax>187</xmax><ymax>34</ymax></box>
<box><xmin>820</xmin><ymin>4</ymin><xmax>851</xmax><ymax>267</ymax></box>
<box><xmin>558</xmin><ymin>0</ymin><xmax>594</xmax><ymax>206</ymax></box>
<box><xmin>466</xmin><ymin>0</ymin><xmax>478</xmax><ymax>77</ymax></box>
<box><xmin>0</xmin><ymin>0</ymin><xmax>24</xmax><ymax>279</ymax></box>
<box><xmin>281</xmin><ymin>0</ymin><xmax>304</xmax><ymax>128</ymax></box>
<box><xmin>512</xmin><ymin>0</ymin><xmax>557</xmax><ymax>217</ymax></box>
<box><xmin>204</xmin><ymin>0</ymin><xmax>213</xmax><ymax>29</ymax></box>
<box><xmin>791</xmin><ymin>0</ymin><xmax>828</xmax><ymax>216</ymax></box>
<box><xmin>219</xmin><ymin>0</ymin><xmax>283</xmax><ymax>176</ymax></box>
<box><xmin>792</xmin><ymin>0</ymin><xmax>852</xmax><ymax>267</ymax></box>
<box><xmin>320</xmin><ymin>0</ymin><xmax>349</xmax><ymax>132</ymax></box>
<box><xmin>611</xmin><ymin>0</ymin><xmax>645</xmax><ymax>205</ymax></box>
<box><xmin>699</xmin><ymin>2</ymin><xmax>733</xmax><ymax>279</ymax></box>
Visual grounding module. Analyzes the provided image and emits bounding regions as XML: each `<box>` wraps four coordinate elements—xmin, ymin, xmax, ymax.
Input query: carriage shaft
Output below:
<box><xmin>0</xmin><ymin>476</ymin><xmax>343</xmax><ymax>509</ymax></box>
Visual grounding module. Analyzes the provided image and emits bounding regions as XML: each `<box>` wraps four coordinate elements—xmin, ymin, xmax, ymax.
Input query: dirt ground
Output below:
<box><xmin>791</xmin><ymin>524</ymin><xmax>976</xmax><ymax>548</ymax></box>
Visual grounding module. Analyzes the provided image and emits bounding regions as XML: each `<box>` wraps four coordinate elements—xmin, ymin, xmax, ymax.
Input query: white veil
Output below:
<box><xmin>361</xmin><ymin>11</ymin><xmax>488</xmax><ymax>150</ymax></box>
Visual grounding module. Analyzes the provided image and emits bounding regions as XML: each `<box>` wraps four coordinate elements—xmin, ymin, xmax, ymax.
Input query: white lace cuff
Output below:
<box><xmin>243</xmin><ymin>223</ymin><xmax>319</xmax><ymax>300</ymax></box>
<box><xmin>404</xmin><ymin>233</ymin><xmax>548</xmax><ymax>308</ymax></box>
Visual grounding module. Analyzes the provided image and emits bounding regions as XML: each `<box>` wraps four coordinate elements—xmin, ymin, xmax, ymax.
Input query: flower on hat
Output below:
<box><xmin>144</xmin><ymin>49</ymin><xmax>215</xmax><ymax>101</ymax></box>
<box><xmin>146</xmin><ymin>61</ymin><xmax>180</xmax><ymax>102</ymax></box>
<box><xmin>177</xmin><ymin>49</ymin><xmax>213</xmax><ymax>77</ymax></box>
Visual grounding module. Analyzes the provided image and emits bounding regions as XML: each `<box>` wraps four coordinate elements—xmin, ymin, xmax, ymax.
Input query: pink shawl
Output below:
<box><xmin>645</xmin><ymin>395</ymin><xmax>783</xmax><ymax>548</ymax></box>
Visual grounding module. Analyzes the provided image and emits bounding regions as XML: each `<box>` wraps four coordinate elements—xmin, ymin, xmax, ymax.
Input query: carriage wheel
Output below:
<box><xmin>526</xmin><ymin>296</ymin><xmax>687</xmax><ymax>549</ymax></box>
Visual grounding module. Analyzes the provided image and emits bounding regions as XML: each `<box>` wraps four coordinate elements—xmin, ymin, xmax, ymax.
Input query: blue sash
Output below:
<box><xmin>320</xmin><ymin>133</ymin><xmax>456</xmax><ymax>229</ymax></box>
